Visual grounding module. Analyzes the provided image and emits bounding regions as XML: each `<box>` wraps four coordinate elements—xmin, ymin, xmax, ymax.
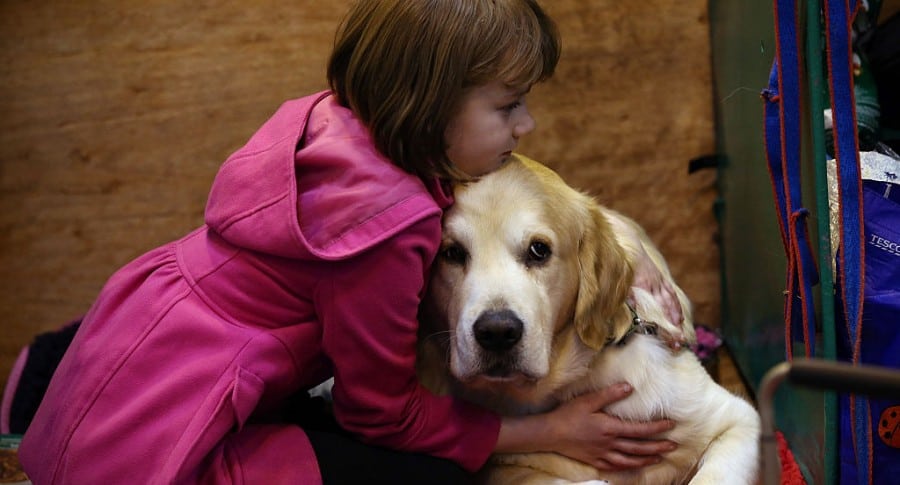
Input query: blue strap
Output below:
<box><xmin>823</xmin><ymin>0</ymin><xmax>869</xmax><ymax>482</ymax></box>
<box><xmin>764</xmin><ymin>0</ymin><xmax>820</xmax><ymax>360</ymax></box>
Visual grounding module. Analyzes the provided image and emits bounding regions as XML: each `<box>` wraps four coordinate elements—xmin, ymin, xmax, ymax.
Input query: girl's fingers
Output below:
<box><xmin>575</xmin><ymin>383</ymin><xmax>634</xmax><ymax>412</ymax></box>
<box><xmin>616</xmin><ymin>418</ymin><xmax>676</xmax><ymax>439</ymax></box>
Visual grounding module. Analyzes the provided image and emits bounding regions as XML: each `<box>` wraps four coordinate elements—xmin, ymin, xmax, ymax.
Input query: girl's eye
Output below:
<box><xmin>526</xmin><ymin>240</ymin><xmax>552</xmax><ymax>265</ymax></box>
<box><xmin>501</xmin><ymin>101</ymin><xmax>522</xmax><ymax>113</ymax></box>
<box><xmin>441</xmin><ymin>243</ymin><xmax>468</xmax><ymax>266</ymax></box>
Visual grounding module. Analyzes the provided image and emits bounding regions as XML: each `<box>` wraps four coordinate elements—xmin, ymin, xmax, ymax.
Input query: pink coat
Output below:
<box><xmin>20</xmin><ymin>91</ymin><xmax>500</xmax><ymax>484</ymax></box>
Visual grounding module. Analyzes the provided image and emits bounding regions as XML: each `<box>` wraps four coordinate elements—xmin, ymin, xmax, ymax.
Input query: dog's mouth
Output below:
<box><xmin>465</xmin><ymin>371</ymin><xmax>539</xmax><ymax>389</ymax></box>
<box><xmin>450</xmin><ymin>349</ymin><xmax>543</xmax><ymax>389</ymax></box>
<box><xmin>485</xmin><ymin>363</ymin><xmax>511</xmax><ymax>377</ymax></box>
<box><xmin>462</xmin><ymin>360</ymin><xmax>540</xmax><ymax>387</ymax></box>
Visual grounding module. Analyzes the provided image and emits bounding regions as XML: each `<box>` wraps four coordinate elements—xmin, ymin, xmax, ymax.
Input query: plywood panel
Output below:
<box><xmin>1</xmin><ymin>1</ymin><xmax>717</xmax><ymax>398</ymax></box>
<box><xmin>525</xmin><ymin>0</ymin><xmax>719</xmax><ymax>326</ymax></box>
<box><xmin>0</xmin><ymin>0</ymin><xmax>352</xmax><ymax>394</ymax></box>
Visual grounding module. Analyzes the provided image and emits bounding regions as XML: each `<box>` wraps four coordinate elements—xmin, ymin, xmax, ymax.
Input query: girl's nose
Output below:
<box><xmin>513</xmin><ymin>108</ymin><xmax>536</xmax><ymax>138</ymax></box>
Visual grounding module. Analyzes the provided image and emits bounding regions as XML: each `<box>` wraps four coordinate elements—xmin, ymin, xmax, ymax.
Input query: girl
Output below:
<box><xmin>20</xmin><ymin>1</ymin><xmax>679</xmax><ymax>483</ymax></box>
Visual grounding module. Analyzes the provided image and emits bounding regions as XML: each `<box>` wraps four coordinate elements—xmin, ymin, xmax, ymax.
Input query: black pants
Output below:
<box><xmin>290</xmin><ymin>392</ymin><xmax>476</xmax><ymax>485</ymax></box>
<box><xmin>306</xmin><ymin>429</ymin><xmax>476</xmax><ymax>485</ymax></box>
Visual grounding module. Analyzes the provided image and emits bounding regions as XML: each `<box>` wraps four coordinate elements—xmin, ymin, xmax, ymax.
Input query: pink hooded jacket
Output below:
<box><xmin>19</xmin><ymin>91</ymin><xmax>501</xmax><ymax>484</ymax></box>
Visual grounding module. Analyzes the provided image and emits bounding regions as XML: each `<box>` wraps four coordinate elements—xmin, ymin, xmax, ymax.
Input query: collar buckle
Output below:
<box><xmin>609</xmin><ymin>304</ymin><xmax>660</xmax><ymax>347</ymax></box>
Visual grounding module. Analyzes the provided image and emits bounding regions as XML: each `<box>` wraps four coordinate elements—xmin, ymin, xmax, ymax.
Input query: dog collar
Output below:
<box><xmin>608</xmin><ymin>304</ymin><xmax>660</xmax><ymax>347</ymax></box>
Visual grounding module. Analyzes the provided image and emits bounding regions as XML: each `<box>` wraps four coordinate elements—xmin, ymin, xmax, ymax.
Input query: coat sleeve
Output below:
<box><xmin>316</xmin><ymin>214</ymin><xmax>501</xmax><ymax>472</ymax></box>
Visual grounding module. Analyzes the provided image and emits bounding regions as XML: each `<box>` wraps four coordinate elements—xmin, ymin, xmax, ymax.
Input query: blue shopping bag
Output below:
<box><xmin>836</xmin><ymin>181</ymin><xmax>900</xmax><ymax>485</ymax></box>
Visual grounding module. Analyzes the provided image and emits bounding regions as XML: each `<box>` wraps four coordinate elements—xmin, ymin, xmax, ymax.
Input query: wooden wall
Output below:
<box><xmin>0</xmin><ymin>1</ymin><xmax>717</xmax><ymax>394</ymax></box>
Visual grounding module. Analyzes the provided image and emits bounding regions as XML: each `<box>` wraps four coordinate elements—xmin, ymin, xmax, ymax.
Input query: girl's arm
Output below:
<box><xmin>318</xmin><ymin>215</ymin><xmax>500</xmax><ymax>472</ymax></box>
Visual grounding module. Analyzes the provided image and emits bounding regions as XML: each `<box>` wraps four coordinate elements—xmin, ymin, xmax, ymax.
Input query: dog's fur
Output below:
<box><xmin>418</xmin><ymin>155</ymin><xmax>760</xmax><ymax>484</ymax></box>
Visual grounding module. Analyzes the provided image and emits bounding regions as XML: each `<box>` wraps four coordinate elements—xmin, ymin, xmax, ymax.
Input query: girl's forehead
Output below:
<box><xmin>463</xmin><ymin>81</ymin><xmax>528</xmax><ymax>102</ymax></box>
<box><xmin>467</xmin><ymin>81</ymin><xmax>529</xmax><ymax>99</ymax></box>
<box><xmin>507</xmin><ymin>84</ymin><xmax>532</xmax><ymax>96</ymax></box>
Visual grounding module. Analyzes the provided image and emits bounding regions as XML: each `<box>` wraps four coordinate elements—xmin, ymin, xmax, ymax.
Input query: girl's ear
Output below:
<box><xmin>574</xmin><ymin>205</ymin><xmax>634</xmax><ymax>350</ymax></box>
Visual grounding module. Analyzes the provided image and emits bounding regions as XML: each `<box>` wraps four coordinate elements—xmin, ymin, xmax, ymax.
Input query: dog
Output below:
<box><xmin>417</xmin><ymin>155</ymin><xmax>760</xmax><ymax>484</ymax></box>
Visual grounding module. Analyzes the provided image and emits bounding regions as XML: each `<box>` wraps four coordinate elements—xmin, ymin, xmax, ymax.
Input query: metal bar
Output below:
<box><xmin>758</xmin><ymin>359</ymin><xmax>900</xmax><ymax>484</ymax></box>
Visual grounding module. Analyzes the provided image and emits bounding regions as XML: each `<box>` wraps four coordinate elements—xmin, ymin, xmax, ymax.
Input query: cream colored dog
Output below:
<box><xmin>418</xmin><ymin>155</ymin><xmax>760</xmax><ymax>485</ymax></box>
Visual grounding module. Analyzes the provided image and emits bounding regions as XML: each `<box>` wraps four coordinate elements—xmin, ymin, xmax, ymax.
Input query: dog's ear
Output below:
<box><xmin>574</xmin><ymin>205</ymin><xmax>634</xmax><ymax>350</ymax></box>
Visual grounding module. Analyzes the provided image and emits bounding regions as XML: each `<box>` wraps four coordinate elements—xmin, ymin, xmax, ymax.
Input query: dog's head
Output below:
<box><xmin>423</xmin><ymin>155</ymin><xmax>634</xmax><ymax>394</ymax></box>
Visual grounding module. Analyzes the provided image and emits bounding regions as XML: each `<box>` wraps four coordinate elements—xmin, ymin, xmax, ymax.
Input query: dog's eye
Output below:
<box><xmin>527</xmin><ymin>240</ymin><xmax>552</xmax><ymax>264</ymax></box>
<box><xmin>441</xmin><ymin>243</ymin><xmax>468</xmax><ymax>266</ymax></box>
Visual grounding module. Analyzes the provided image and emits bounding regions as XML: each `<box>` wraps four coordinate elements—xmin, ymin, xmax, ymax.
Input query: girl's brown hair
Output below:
<box><xmin>328</xmin><ymin>0</ymin><xmax>560</xmax><ymax>182</ymax></box>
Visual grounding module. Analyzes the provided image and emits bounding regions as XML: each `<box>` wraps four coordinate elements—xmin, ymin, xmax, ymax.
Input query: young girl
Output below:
<box><xmin>20</xmin><ymin>1</ymin><xmax>679</xmax><ymax>483</ymax></box>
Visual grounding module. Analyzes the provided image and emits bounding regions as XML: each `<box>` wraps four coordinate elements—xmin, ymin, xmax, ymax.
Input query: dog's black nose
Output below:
<box><xmin>473</xmin><ymin>310</ymin><xmax>524</xmax><ymax>352</ymax></box>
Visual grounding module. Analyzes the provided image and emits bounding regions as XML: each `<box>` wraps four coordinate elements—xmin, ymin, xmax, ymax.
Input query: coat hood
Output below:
<box><xmin>205</xmin><ymin>92</ymin><xmax>451</xmax><ymax>260</ymax></box>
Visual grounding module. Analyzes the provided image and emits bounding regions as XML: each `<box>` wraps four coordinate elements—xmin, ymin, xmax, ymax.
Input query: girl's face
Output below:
<box><xmin>444</xmin><ymin>81</ymin><xmax>536</xmax><ymax>177</ymax></box>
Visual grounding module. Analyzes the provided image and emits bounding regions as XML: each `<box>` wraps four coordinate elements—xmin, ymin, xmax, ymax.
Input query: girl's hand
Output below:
<box><xmin>629</xmin><ymin>242</ymin><xmax>683</xmax><ymax>330</ymax></box>
<box><xmin>495</xmin><ymin>383</ymin><xmax>678</xmax><ymax>471</ymax></box>
<box><xmin>543</xmin><ymin>383</ymin><xmax>677</xmax><ymax>471</ymax></box>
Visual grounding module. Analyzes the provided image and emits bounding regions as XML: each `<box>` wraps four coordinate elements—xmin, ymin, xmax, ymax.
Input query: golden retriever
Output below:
<box><xmin>417</xmin><ymin>155</ymin><xmax>760</xmax><ymax>484</ymax></box>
